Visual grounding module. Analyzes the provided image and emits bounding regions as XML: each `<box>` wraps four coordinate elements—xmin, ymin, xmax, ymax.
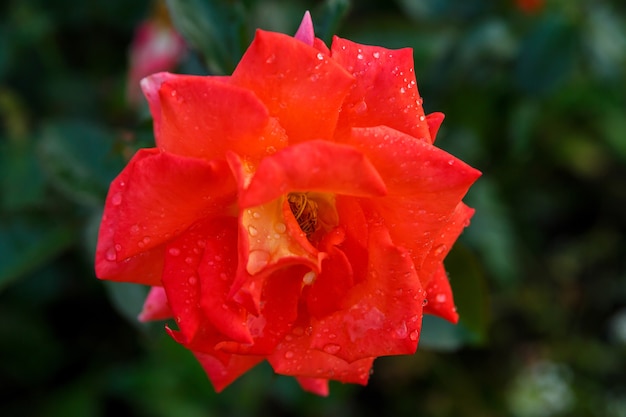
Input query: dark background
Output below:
<box><xmin>1</xmin><ymin>0</ymin><xmax>625</xmax><ymax>416</ymax></box>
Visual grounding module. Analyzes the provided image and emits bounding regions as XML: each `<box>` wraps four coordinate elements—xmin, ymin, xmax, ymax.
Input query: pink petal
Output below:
<box><xmin>138</xmin><ymin>286</ymin><xmax>172</xmax><ymax>322</ymax></box>
<box><xmin>294</xmin><ymin>11</ymin><xmax>315</xmax><ymax>46</ymax></box>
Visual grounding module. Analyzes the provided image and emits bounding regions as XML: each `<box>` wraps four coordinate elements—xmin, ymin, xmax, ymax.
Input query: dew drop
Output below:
<box><xmin>419</xmin><ymin>115</ymin><xmax>426</xmax><ymax>121</ymax></box>
<box><xmin>409</xmin><ymin>330</ymin><xmax>419</xmax><ymax>341</ymax></box>
<box><xmin>248</xmin><ymin>225</ymin><xmax>258</xmax><ymax>237</ymax></box>
<box><xmin>188</xmin><ymin>276</ymin><xmax>197</xmax><ymax>285</ymax></box>
<box><xmin>302</xmin><ymin>271</ymin><xmax>316</xmax><ymax>285</ymax></box>
<box><xmin>400</xmin><ymin>87</ymin><xmax>406</xmax><ymax>94</ymax></box>
<box><xmin>436</xmin><ymin>293</ymin><xmax>447</xmax><ymax>303</ymax></box>
<box><xmin>265</xmin><ymin>54</ymin><xmax>276</xmax><ymax>64</ymax></box>
<box><xmin>433</xmin><ymin>244</ymin><xmax>447</xmax><ymax>256</ymax></box>
<box><xmin>284</xmin><ymin>351</ymin><xmax>295</xmax><ymax>359</ymax></box>
<box><xmin>372</xmin><ymin>51</ymin><xmax>380</xmax><ymax>59</ymax></box>
<box><xmin>130</xmin><ymin>225</ymin><xmax>140</xmax><ymax>234</ymax></box>
<box><xmin>185</xmin><ymin>257</ymin><xmax>194</xmax><ymax>265</ymax></box>
<box><xmin>252</xmin><ymin>211</ymin><xmax>261</xmax><ymax>219</ymax></box>
<box><xmin>111</xmin><ymin>192</ymin><xmax>122</xmax><ymax>206</ymax></box>
<box><xmin>323</xmin><ymin>344</ymin><xmax>341</xmax><ymax>355</ymax></box>
<box><xmin>246</xmin><ymin>250</ymin><xmax>270</xmax><ymax>275</ymax></box>
<box><xmin>105</xmin><ymin>247</ymin><xmax>117</xmax><ymax>261</ymax></box>
<box><xmin>422</xmin><ymin>298</ymin><xmax>429</xmax><ymax>306</ymax></box>
<box><xmin>114</xmin><ymin>244</ymin><xmax>122</xmax><ymax>251</ymax></box>
<box><xmin>274</xmin><ymin>222</ymin><xmax>286</xmax><ymax>233</ymax></box>
<box><xmin>316</xmin><ymin>52</ymin><xmax>324</xmax><ymax>60</ymax></box>
<box><xmin>168</xmin><ymin>247</ymin><xmax>180</xmax><ymax>256</ymax></box>
<box><xmin>447</xmin><ymin>159</ymin><xmax>455</xmax><ymax>166</ymax></box>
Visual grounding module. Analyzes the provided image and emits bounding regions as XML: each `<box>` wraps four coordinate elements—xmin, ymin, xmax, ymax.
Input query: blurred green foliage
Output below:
<box><xmin>1</xmin><ymin>0</ymin><xmax>625</xmax><ymax>416</ymax></box>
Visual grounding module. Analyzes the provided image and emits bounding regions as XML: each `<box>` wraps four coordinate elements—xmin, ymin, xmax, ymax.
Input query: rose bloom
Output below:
<box><xmin>96</xmin><ymin>13</ymin><xmax>480</xmax><ymax>396</ymax></box>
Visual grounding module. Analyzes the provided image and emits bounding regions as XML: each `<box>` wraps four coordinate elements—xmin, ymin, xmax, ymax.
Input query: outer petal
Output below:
<box><xmin>331</xmin><ymin>37</ymin><xmax>432</xmax><ymax>142</ymax></box>
<box><xmin>419</xmin><ymin>202</ymin><xmax>475</xmax><ymax>288</ymax></box>
<box><xmin>239</xmin><ymin>140</ymin><xmax>387</xmax><ymax>208</ymax></box>
<box><xmin>423</xmin><ymin>264</ymin><xmax>459</xmax><ymax>323</ymax></box>
<box><xmin>97</xmin><ymin>149</ymin><xmax>237</xmax><ymax>262</ymax></box>
<box><xmin>153</xmin><ymin>74</ymin><xmax>287</xmax><ymax>161</ymax></box>
<box><xmin>193</xmin><ymin>351</ymin><xmax>263</xmax><ymax>392</ymax></box>
<box><xmin>344</xmin><ymin>126</ymin><xmax>480</xmax><ymax>286</ymax></box>
<box><xmin>426</xmin><ymin>112</ymin><xmax>445</xmax><ymax>142</ymax></box>
<box><xmin>138</xmin><ymin>286</ymin><xmax>172</xmax><ymax>322</ymax></box>
<box><xmin>231</xmin><ymin>30</ymin><xmax>354</xmax><ymax>144</ymax></box>
<box><xmin>310</xmin><ymin>225</ymin><xmax>425</xmax><ymax>363</ymax></box>
<box><xmin>268</xmin><ymin>325</ymin><xmax>374</xmax><ymax>384</ymax></box>
<box><xmin>294</xmin><ymin>11</ymin><xmax>314</xmax><ymax>46</ymax></box>
<box><xmin>296</xmin><ymin>377</ymin><xmax>329</xmax><ymax>397</ymax></box>
<box><xmin>140</xmin><ymin>72</ymin><xmax>179</xmax><ymax>141</ymax></box>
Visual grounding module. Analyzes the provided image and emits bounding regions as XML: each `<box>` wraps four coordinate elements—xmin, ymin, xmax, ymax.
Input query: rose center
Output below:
<box><xmin>287</xmin><ymin>192</ymin><xmax>319</xmax><ymax>237</ymax></box>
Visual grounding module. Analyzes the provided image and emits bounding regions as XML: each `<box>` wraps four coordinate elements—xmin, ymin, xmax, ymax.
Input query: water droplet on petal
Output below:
<box><xmin>357</xmin><ymin>53</ymin><xmax>364</xmax><ymax>60</ymax></box>
<box><xmin>422</xmin><ymin>298</ymin><xmax>429</xmax><ymax>306</ymax></box>
<box><xmin>111</xmin><ymin>193</ymin><xmax>122</xmax><ymax>206</ymax></box>
<box><xmin>274</xmin><ymin>223</ymin><xmax>286</xmax><ymax>233</ymax></box>
<box><xmin>409</xmin><ymin>330</ymin><xmax>420</xmax><ymax>341</ymax></box>
<box><xmin>433</xmin><ymin>244</ymin><xmax>447</xmax><ymax>256</ymax></box>
<box><xmin>436</xmin><ymin>294</ymin><xmax>447</xmax><ymax>303</ymax></box>
<box><xmin>448</xmin><ymin>159</ymin><xmax>455</xmax><ymax>166</ymax></box>
<box><xmin>131</xmin><ymin>225</ymin><xmax>140</xmax><ymax>234</ymax></box>
<box><xmin>247</xmin><ymin>250</ymin><xmax>270</xmax><ymax>275</ymax></box>
<box><xmin>265</xmin><ymin>54</ymin><xmax>276</xmax><ymax>64</ymax></box>
<box><xmin>316</xmin><ymin>52</ymin><xmax>324</xmax><ymax>60</ymax></box>
<box><xmin>252</xmin><ymin>212</ymin><xmax>261</xmax><ymax>219</ymax></box>
<box><xmin>323</xmin><ymin>344</ymin><xmax>341</xmax><ymax>355</ymax></box>
<box><xmin>284</xmin><ymin>351</ymin><xmax>295</xmax><ymax>359</ymax></box>
<box><xmin>373</xmin><ymin>51</ymin><xmax>380</xmax><ymax>59</ymax></box>
<box><xmin>105</xmin><ymin>247</ymin><xmax>117</xmax><ymax>261</ymax></box>
<box><xmin>168</xmin><ymin>247</ymin><xmax>181</xmax><ymax>256</ymax></box>
<box><xmin>185</xmin><ymin>257</ymin><xmax>194</xmax><ymax>265</ymax></box>
<box><xmin>248</xmin><ymin>225</ymin><xmax>258</xmax><ymax>237</ymax></box>
<box><xmin>188</xmin><ymin>276</ymin><xmax>197</xmax><ymax>285</ymax></box>
<box><xmin>302</xmin><ymin>271</ymin><xmax>316</xmax><ymax>285</ymax></box>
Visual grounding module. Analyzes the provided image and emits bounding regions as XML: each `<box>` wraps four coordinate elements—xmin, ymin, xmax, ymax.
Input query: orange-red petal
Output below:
<box><xmin>310</xmin><ymin>225</ymin><xmax>425</xmax><ymax>363</ymax></box>
<box><xmin>239</xmin><ymin>140</ymin><xmax>387</xmax><ymax>208</ymax></box>
<box><xmin>423</xmin><ymin>263</ymin><xmax>459</xmax><ymax>323</ymax></box>
<box><xmin>138</xmin><ymin>286</ymin><xmax>172</xmax><ymax>322</ymax></box>
<box><xmin>231</xmin><ymin>30</ymin><xmax>354</xmax><ymax>144</ymax></box>
<box><xmin>152</xmin><ymin>74</ymin><xmax>287</xmax><ymax>161</ymax></box>
<box><xmin>99</xmin><ymin>149</ymin><xmax>237</xmax><ymax>262</ymax></box>
<box><xmin>193</xmin><ymin>351</ymin><xmax>263</xmax><ymax>392</ymax></box>
<box><xmin>331</xmin><ymin>37</ymin><xmax>432</xmax><ymax>142</ymax></box>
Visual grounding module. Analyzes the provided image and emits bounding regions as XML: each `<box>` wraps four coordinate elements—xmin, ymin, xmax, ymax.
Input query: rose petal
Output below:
<box><xmin>100</xmin><ymin>149</ymin><xmax>237</xmax><ymax>261</ymax></box>
<box><xmin>268</xmin><ymin>325</ymin><xmax>374</xmax><ymax>384</ymax></box>
<box><xmin>193</xmin><ymin>351</ymin><xmax>263</xmax><ymax>392</ymax></box>
<box><xmin>331</xmin><ymin>37</ymin><xmax>432</xmax><ymax>142</ymax></box>
<box><xmin>418</xmin><ymin>202</ymin><xmax>475</xmax><ymax>288</ymax></box>
<box><xmin>138</xmin><ymin>286</ymin><xmax>172</xmax><ymax>322</ymax></box>
<box><xmin>294</xmin><ymin>11</ymin><xmax>314</xmax><ymax>46</ymax></box>
<box><xmin>426</xmin><ymin>112</ymin><xmax>445</xmax><ymax>142</ymax></box>
<box><xmin>239</xmin><ymin>140</ymin><xmax>387</xmax><ymax>208</ymax></box>
<box><xmin>231</xmin><ymin>30</ymin><xmax>354</xmax><ymax>144</ymax></box>
<box><xmin>296</xmin><ymin>377</ymin><xmax>330</xmax><ymax>396</ymax></box>
<box><xmin>344</xmin><ymin>126</ymin><xmax>480</xmax><ymax>286</ymax></box>
<box><xmin>423</xmin><ymin>264</ymin><xmax>459</xmax><ymax>323</ymax></box>
<box><xmin>310</xmin><ymin>225</ymin><xmax>425</xmax><ymax>363</ymax></box>
<box><xmin>197</xmin><ymin>217</ymin><xmax>252</xmax><ymax>344</ymax></box>
<box><xmin>217</xmin><ymin>265</ymin><xmax>305</xmax><ymax>356</ymax></box>
<box><xmin>155</xmin><ymin>75</ymin><xmax>287</xmax><ymax>161</ymax></box>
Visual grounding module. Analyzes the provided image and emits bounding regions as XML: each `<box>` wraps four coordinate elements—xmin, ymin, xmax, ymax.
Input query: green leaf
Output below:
<box><xmin>314</xmin><ymin>0</ymin><xmax>351</xmax><ymax>45</ymax></box>
<box><xmin>102</xmin><ymin>281</ymin><xmax>149</xmax><ymax>327</ymax></box>
<box><xmin>166</xmin><ymin>0</ymin><xmax>250</xmax><ymax>75</ymax></box>
<box><xmin>0</xmin><ymin>139</ymin><xmax>46</xmax><ymax>210</ymax></box>
<box><xmin>445</xmin><ymin>243</ymin><xmax>490</xmax><ymax>345</ymax></box>
<box><xmin>37</xmin><ymin>120</ymin><xmax>124</xmax><ymax>207</ymax></box>
<box><xmin>515</xmin><ymin>14</ymin><xmax>577</xmax><ymax>95</ymax></box>
<box><xmin>419</xmin><ymin>245</ymin><xmax>489</xmax><ymax>350</ymax></box>
<box><xmin>0</xmin><ymin>214</ymin><xmax>76</xmax><ymax>291</ymax></box>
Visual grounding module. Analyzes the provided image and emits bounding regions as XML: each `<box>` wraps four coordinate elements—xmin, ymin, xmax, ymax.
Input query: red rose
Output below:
<box><xmin>96</xmin><ymin>12</ymin><xmax>480</xmax><ymax>396</ymax></box>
